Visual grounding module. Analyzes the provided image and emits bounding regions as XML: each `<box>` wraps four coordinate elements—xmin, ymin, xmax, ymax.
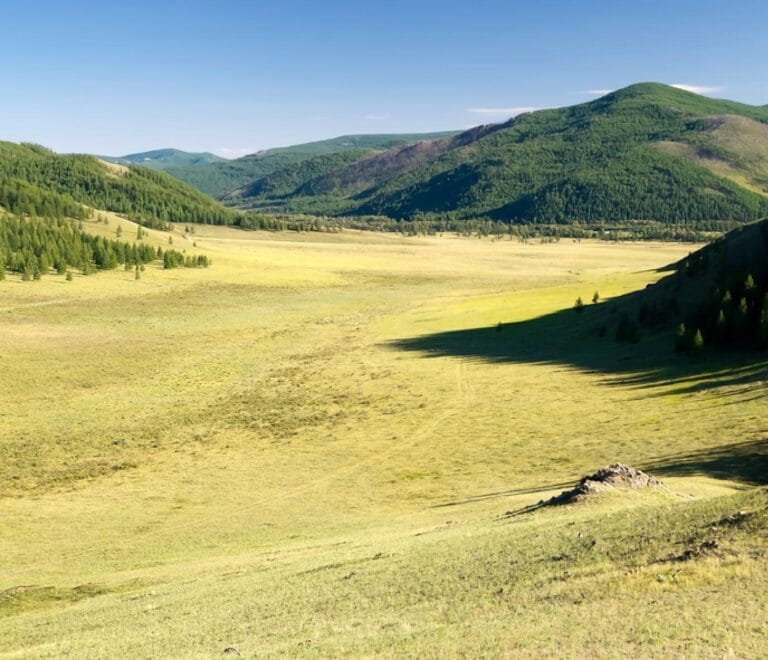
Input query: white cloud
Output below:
<box><xmin>582</xmin><ymin>88</ymin><xmax>614</xmax><ymax>96</ymax></box>
<box><xmin>215</xmin><ymin>147</ymin><xmax>258</xmax><ymax>159</ymax></box>
<box><xmin>468</xmin><ymin>106</ymin><xmax>539</xmax><ymax>116</ymax></box>
<box><xmin>670</xmin><ymin>83</ymin><xmax>724</xmax><ymax>95</ymax></box>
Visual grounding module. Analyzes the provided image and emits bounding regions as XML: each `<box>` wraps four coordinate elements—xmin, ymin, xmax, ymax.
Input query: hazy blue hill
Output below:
<box><xmin>258</xmin><ymin>132</ymin><xmax>460</xmax><ymax>157</ymax></box>
<box><xmin>100</xmin><ymin>148</ymin><xmax>224</xmax><ymax>170</ymax></box>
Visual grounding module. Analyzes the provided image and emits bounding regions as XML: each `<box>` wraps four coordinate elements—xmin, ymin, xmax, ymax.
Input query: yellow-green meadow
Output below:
<box><xmin>1</xmin><ymin>220</ymin><xmax>766</xmax><ymax>657</ymax></box>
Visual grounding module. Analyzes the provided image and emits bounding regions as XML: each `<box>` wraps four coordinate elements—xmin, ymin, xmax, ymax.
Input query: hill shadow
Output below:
<box><xmin>646</xmin><ymin>437</ymin><xmax>768</xmax><ymax>486</ymax></box>
<box><xmin>389</xmin><ymin>291</ymin><xmax>768</xmax><ymax>398</ymax></box>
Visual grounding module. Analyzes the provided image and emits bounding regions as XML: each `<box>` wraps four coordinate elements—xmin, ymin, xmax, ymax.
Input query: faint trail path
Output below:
<box><xmin>2</xmin><ymin>298</ymin><xmax>474</xmax><ymax>581</ymax></box>
<box><xmin>0</xmin><ymin>298</ymin><xmax>69</xmax><ymax>313</ymax></box>
<box><xmin>456</xmin><ymin>359</ymin><xmax>476</xmax><ymax>400</ymax></box>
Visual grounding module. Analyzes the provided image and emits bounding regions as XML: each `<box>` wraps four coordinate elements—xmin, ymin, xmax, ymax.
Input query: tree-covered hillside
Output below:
<box><xmin>224</xmin><ymin>149</ymin><xmax>373</xmax><ymax>208</ymax></box>
<box><xmin>222</xmin><ymin>84</ymin><xmax>768</xmax><ymax>226</ymax></box>
<box><xmin>0</xmin><ymin>213</ymin><xmax>208</xmax><ymax>281</ymax></box>
<box><xmin>165</xmin><ymin>132</ymin><xmax>460</xmax><ymax>198</ymax></box>
<box><xmin>585</xmin><ymin>217</ymin><xmax>768</xmax><ymax>353</ymax></box>
<box><xmin>0</xmin><ymin>142</ymin><xmax>245</xmax><ymax>229</ymax></box>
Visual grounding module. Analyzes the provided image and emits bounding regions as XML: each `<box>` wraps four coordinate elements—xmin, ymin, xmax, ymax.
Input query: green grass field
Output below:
<box><xmin>1</xmin><ymin>222</ymin><xmax>766</xmax><ymax>657</ymax></box>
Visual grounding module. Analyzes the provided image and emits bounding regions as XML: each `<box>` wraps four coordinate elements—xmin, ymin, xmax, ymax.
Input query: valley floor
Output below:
<box><xmin>1</xmin><ymin>223</ymin><xmax>766</xmax><ymax>657</ymax></box>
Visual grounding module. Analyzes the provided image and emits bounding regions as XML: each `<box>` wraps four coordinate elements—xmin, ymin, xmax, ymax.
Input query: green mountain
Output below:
<box><xmin>225</xmin><ymin>83</ymin><xmax>768</xmax><ymax>225</ymax></box>
<box><xmin>100</xmin><ymin>148</ymin><xmax>224</xmax><ymax>170</ymax></box>
<box><xmin>0</xmin><ymin>142</ymin><xmax>244</xmax><ymax>229</ymax></box>
<box><xmin>165</xmin><ymin>132</ymin><xmax>460</xmax><ymax>198</ymax></box>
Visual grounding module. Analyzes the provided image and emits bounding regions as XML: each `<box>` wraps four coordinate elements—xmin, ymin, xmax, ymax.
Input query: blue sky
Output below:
<box><xmin>1</xmin><ymin>0</ymin><xmax>766</xmax><ymax>157</ymax></box>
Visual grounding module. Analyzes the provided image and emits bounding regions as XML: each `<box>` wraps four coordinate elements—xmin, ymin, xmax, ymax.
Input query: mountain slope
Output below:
<box><xmin>579</xmin><ymin>217</ymin><xmax>768</xmax><ymax>353</ymax></box>
<box><xmin>101</xmin><ymin>148</ymin><xmax>224</xmax><ymax>170</ymax></box>
<box><xmin>0</xmin><ymin>142</ymin><xmax>244</xmax><ymax>229</ymax></box>
<box><xmin>230</xmin><ymin>84</ymin><xmax>768</xmax><ymax>225</ymax></box>
<box><xmin>166</xmin><ymin>131</ymin><xmax>460</xmax><ymax>198</ymax></box>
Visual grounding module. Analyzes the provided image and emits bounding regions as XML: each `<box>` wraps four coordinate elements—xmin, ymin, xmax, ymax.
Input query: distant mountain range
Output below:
<box><xmin>161</xmin><ymin>83</ymin><xmax>768</xmax><ymax>226</ymax></box>
<box><xmin>4</xmin><ymin>83</ymin><xmax>768</xmax><ymax>231</ymax></box>
<box><xmin>162</xmin><ymin>132</ymin><xmax>460</xmax><ymax>198</ymax></box>
<box><xmin>100</xmin><ymin>148</ymin><xmax>225</xmax><ymax>170</ymax></box>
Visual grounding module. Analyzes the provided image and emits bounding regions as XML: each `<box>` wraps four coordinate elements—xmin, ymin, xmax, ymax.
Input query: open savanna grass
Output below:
<box><xmin>1</xmin><ymin>228</ymin><xmax>766</xmax><ymax>657</ymax></box>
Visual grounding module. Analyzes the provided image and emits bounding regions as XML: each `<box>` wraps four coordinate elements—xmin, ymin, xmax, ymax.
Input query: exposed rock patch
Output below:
<box><xmin>506</xmin><ymin>464</ymin><xmax>665</xmax><ymax>517</ymax></box>
<box><xmin>543</xmin><ymin>464</ymin><xmax>665</xmax><ymax>506</ymax></box>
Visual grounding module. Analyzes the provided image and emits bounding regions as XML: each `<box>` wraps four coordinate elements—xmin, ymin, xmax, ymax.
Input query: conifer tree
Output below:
<box><xmin>675</xmin><ymin>323</ymin><xmax>688</xmax><ymax>353</ymax></box>
<box><xmin>759</xmin><ymin>294</ymin><xmax>768</xmax><ymax>348</ymax></box>
<box><xmin>691</xmin><ymin>329</ymin><xmax>704</xmax><ymax>354</ymax></box>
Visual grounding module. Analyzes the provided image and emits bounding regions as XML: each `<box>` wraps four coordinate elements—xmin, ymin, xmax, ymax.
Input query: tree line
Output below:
<box><xmin>0</xmin><ymin>214</ymin><xmax>209</xmax><ymax>280</ymax></box>
<box><xmin>0</xmin><ymin>142</ymin><xmax>246</xmax><ymax>230</ymax></box>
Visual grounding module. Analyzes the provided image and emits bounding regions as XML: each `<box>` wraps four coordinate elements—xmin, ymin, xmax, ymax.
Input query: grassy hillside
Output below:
<box><xmin>573</xmin><ymin>217</ymin><xmax>768</xmax><ymax>354</ymax></box>
<box><xmin>100</xmin><ymin>148</ymin><xmax>224</xmax><ymax>170</ymax></box>
<box><xmin>228</xmin><ymin>84</ymin><xmax>768</xmax><ymax>226</ymax></box>
<box><xmin>0</xmin><ymin>141</ymin><xmax>244</xmax><ymax>229</ymax></box>
<box><xmin>166</xmin><ymin>132</ymin><xmax>460</xmax><ymax>198</ymax></box>
<box><xmin>393</xmin><ymin>219</ymin><xmax>768</xmax><ymax>383</ymax></box>
<box><xmin>1</xmin><ymin>228</ymin><xmax>766</xmax><ymax>655</ymax></box>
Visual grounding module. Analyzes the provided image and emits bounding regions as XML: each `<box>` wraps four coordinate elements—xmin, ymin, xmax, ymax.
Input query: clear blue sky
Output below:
<box><xmin>2</xmin><ymin>0</ymin><xmax>765</xmax><ymax>157</ymax></box>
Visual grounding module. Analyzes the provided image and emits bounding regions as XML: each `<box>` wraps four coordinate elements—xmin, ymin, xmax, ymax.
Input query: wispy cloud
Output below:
<box><xmin>215</xmin><ymin>147</ymin><xmax>258</xmax><ymax>159</ymax></box>
<box><xmin>671</xmin><ymin>83</ymin><xmax>724</xmax><ymax>95</ymax></box>
<box><xmin>468</xmin><ymin>106</ymin><xmax>539</xmax><ymax>116</ymax></box>
<box><xmin>581</xmin><ymin>88</ymin><xmax>614</xmax><ymax>96</ymax></box>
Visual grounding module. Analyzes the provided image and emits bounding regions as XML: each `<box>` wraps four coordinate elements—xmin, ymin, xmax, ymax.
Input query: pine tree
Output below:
<box><xmin>574</xmin><ymin>296</ymin><xmax>585</xmax><ymax>313</ymax></box>
<box><xmin>734</xmin><ymin>297</ymin><xmax>749</xmax><ymax>336</ymax></box>
<box><xmin>759</xmin><ymin>294</ymin><xmax>768</xmax><ymax>348</ymax></box>
<box><xmin>592</xmin><ymin>291</ymin><xmax>600</xmax><ymax>304</ymax></box>
<box><xmin>675</xmin><ymin>323</ymin><xmax>688</xmax><ymax>353</ymax></box>
<box><xmin>691</xmin><ymin>328</ymin><xmax>704</xmax><ymax>354</ymax></box>
<box><xmin>714</xmin><ymin>308</ymin><xmax>727</xmax><ymax>341</ymax></box>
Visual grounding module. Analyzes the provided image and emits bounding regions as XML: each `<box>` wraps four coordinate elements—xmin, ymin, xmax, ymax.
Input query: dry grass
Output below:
<box><xmin>1</xmin><ymin>224</ymin><xmax>766</xmax><ymax>657</ymax></box>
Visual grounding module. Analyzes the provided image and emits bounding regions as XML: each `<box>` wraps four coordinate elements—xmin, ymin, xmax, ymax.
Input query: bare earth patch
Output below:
<box><xmin>508</xmin><ymin>464</ymin><xmax>666</xmax><ymax>516</ymax></box>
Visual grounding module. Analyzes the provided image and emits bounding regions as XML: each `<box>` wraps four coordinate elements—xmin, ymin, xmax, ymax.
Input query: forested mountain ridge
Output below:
<box><xmin>0</xmin><ymin>141</ymin><xmax>245</xmax><ymax>229</ymax></box>
<box><xmin>165</xmin><ymin>131</ymin><xmax>460</xmax><ymax>198</ymax></box>
<box><xmin>100</xmin><ymin>148</ymin><xmax>224</xmax><ymax>170</ymax></box>
<box><xmin>214</xmin><ymin>84</ymin><xmax>768</xmax><ymax>226</ymax></box>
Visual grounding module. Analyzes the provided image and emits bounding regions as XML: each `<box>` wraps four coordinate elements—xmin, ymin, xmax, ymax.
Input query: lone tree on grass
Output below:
<box><xmin>574</xmin><ymin>296</ymin><xmax>585</xmax><ymax>313</ymax></box>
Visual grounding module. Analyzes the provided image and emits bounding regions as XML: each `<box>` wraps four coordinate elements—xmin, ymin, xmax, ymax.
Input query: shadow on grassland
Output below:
<box><xmin>389</xmin><ymin>295</ymin><xmax>768</xmax><ymax>398</ymax></box>
<box><xmin>432</xmin><ymin>439</ymin><xmax>768</xmax><ymax>511</ymax></box>
<box><xmin>647</xmin><ymin>437</ymin><xmax>768</xmax><ymax>486</ymax></box>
